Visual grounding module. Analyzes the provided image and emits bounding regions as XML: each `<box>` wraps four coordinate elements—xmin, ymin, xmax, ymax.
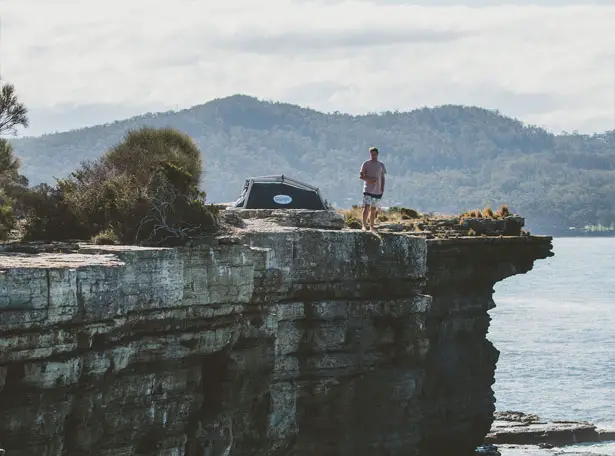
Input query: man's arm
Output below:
<box><xmin>381</xmin><ymin>163</ymin><xmax>386</xmax><ymax>193</ymax></box>
<box><xmin>359</xmin><ymin>163</ymin><xmax>367</xmax><ymax>180</ymax></box>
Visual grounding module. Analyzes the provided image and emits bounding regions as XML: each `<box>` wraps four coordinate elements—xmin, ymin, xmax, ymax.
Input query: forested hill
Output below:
<box><xmin>10</xmin><ymin>94</ymin><xmax>615</xmax><ymax>235</ymax></box>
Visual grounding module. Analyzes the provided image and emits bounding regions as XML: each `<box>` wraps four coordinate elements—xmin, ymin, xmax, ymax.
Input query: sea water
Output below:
<box><xmin>490</xmin><ymin>237</ymin><xmax>615</xmax><ymax>455</ymax></box>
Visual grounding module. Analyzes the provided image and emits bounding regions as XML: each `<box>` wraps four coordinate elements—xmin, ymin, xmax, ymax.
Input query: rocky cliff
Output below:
<box><xmin>0</xmin><ymin>210</ymin><xmax>553</xmax><ymax>456</ymax></box>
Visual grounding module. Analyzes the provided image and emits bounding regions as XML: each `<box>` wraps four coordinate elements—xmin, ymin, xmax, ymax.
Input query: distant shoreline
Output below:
<box><xmin>545</xmin><ymin>233</ymin><xmax>615</xmax><ymax>238</ymax></box>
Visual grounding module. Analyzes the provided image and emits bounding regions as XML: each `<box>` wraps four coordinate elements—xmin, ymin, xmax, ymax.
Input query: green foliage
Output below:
<box><xmin>345</xmin><ymin>217</ymin><xmax>362</xmax><ymax>229</ymax></box>
<box><xmin>0</xmin><ymin>83</ymin><xmax>28</xmax><ymax>135</ymax></box>
<box><xmin>8</xmin><ymin>95</ymin><xmax>615</xmax><ymax>234</ymax></box>
<box><xmin>0</xmin><ymin>82</ymin><xmax>28</xmax><ymax>241</ymax></box>
<box><xmin>0</xmin><ymin>139</ymin><xmax>30</xmax><ymax>241</ymax></box>
<box><xmin>105</xmin><ymin>127</ymin><xmax>202</xmax><ymax>189</ymax></box>
<box><xmin>20</xmin><ymin>127</ymin><xmax>218</xmax><ymax>245</ymax></box>
<box><xmin>91</xmin><ymin>228</ymin><xmax>118</xmax><ymax>245</ymax></box>
<box><xmin>131</xmin><ymin>164</ymin><xmax>218</xmax><ymax>246</ymax></box>
<box><xmin>0</xmin><ymin>190</ymin><xmax>16</xmax><ymax>241</ymax></box>
<box><xmin>0</xmin><ymin>139</ymin><xmax>22</xmax><ymax>179</ymax></box>
<box><xmin>20</xmin><ymin>183</ymin><xmax>84</xmax><ymax>241</ymax></box>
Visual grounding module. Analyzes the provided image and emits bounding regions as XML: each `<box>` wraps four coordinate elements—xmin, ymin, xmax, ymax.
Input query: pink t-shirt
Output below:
<box><xmin>360</xmin><ymin>159</ymin><xmax>387</xmax><ymax>195</ymax></box>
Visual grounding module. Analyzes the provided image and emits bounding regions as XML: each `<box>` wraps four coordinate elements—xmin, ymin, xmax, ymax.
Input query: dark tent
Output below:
<box><xmin>232</xmin><ymin>175</ymin><xmax>327</xmax><ymax>210</ymax></box>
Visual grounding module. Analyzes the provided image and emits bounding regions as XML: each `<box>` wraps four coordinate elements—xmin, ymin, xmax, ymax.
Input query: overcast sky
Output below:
<box><xmin>2</xmin><ymin>0</ymin><xmax>615</xmax><ymax>136</ymax></box>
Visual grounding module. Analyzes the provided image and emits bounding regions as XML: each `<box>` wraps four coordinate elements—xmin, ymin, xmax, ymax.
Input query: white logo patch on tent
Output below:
<box><xmin>273</xmin><ymin>194</ymin><xmax>293</xmax><ymax>205</ymax></box>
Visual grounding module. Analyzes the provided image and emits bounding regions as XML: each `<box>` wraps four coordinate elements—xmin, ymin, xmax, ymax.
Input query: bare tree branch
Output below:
<box><xmin>135</xmin><ymin>173</ymin><xmax>210</xmax><ymax>245</ymax></box>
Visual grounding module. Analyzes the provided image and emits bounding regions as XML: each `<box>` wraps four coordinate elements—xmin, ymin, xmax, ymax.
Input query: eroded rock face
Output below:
<box><xmin>0</xmin><ymin>211</ymin><xmax>553</xmax><ymax>456</ymax></box>
<box><xmin>421</xmin><ymin>237</ymin><xmax>554</xmax><ymax>455</ymax></box>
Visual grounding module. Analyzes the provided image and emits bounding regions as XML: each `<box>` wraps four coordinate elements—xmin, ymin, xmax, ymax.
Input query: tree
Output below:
<box><xmin>0</xmin><ymin>83</ymin><xmax>28</xmax><ymax>240</ymax></box>
<box><xmin>0</xmin><ymin>138</ymin><xmax>28</xmax><ymax>214</ymax></box>
<box><xmin>0</xmin><ymin>83</ymin><xmax>28</xmax><ymax>136</ymax></box>
<box><xmin>0</xmin><ymin>139</ymin><xmax>22</xmax><ymax>182</ymax></box>
<box><xmin>104</xmin><ymin>127</ymin><xmax>203</xmax><ymax>190</ymax></box>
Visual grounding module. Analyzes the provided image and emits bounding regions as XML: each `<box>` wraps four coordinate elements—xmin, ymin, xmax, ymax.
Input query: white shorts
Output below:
<box><xmin>362</xmin><ymin>193</ymin><xmax>382</xmax><ymax>208</ymax></box>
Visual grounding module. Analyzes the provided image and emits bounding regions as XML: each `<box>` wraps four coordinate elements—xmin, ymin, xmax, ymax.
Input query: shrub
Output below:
<box><xmin>57</xmin><ymin>162</ymin><xmax>147</xmax><ymax>241</ymax></box>
<box><xmin>104</xmin><ymin>127</ymin><xmax>202</xmax><ymax>189</ymax></box>
<box><xmin>92</xmin><ymin>228</ymin><xmax>118</xmax><ymax>245</ymax></box>
<box><xmin>345</xmin><ymin>217</ymin><xmax>362</xmax><ymax>230</ymax></box>
<box><xmin>132</xmin><ymin>164</ymin><xmax>218</xmax><ymax>245</ymax></box>
<box><xmin>20</xmin><ymin>183</ymin><xmax>86</xmax><ymax>241</ymax></box>
<box><xmin>0</xmin><ymin>190</ymin><xmax>15</xmax><ymax>241</ymax></box>
<box><xmin>20</xmin><ymin>127</ymin><xmax>218</xmax><ymax>245</ymax></box>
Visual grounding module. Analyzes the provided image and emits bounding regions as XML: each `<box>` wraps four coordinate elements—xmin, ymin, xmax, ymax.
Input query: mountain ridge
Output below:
<box><xmin>22</xmin><ymin>94</ymin><xmax>592</xmax><ymax>139</ymax></box>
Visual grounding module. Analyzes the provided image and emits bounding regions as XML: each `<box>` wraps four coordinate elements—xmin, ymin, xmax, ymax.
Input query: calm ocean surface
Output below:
<box><xmin>490</xmin><ymin>237</ymin><xmax>615</xmax><ymax>455</ymax></box>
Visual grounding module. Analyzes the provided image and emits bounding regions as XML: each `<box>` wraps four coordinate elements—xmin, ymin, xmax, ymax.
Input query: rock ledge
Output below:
<box><xmin>485</xmin><ymin>411</ymin><xmax>615</xmax><ymax>447</ymax></box>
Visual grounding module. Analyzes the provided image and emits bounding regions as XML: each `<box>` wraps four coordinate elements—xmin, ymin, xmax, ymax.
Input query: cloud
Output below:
<box><xmin>214</xmin><ymin>28</ymin><xmax>472</xmax><ymax>55</ymax></box>
<box><xmin>2</xmin><ymin>0</ymin><xmax>615</xmax><ymax>135</ymax></box>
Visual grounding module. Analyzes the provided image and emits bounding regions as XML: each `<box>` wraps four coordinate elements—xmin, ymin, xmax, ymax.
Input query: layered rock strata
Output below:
<box><xmin>0</xmin><ymin>210</ymin><xmax>553</xmax><ymax>456</ymax></box>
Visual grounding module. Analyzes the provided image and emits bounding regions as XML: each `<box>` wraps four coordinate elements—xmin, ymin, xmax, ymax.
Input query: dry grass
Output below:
<box><xmin>461</xmin><ymin>208</ymin><xmax>483</xmax><ymax>218</ymax></box>
<box><xmin>460</xmin><ymin>204</ymin><xmax>512</xmax><ymax>221</ymax></box>
<box><xmin>338</xmin><ymin>205</ymin><xmax>361</xmax><ymax>219</ymax></box>
<box><xmin>495</xmin><ymin>204</ymin><xmax>510</xmax><ymax>217</ymax></box>
<box><xmin>338</xmin><ymin>206</ymin><xmax>422</xmax><ymax>229</ymax></box>
<box><xmin>339</xmin><ymin>203</ymin><xmax>516</xmax><ymax>236</ymax></box>
<box><xmin>482</xmin><ymin>207</ymin><xmax>495</xmax><ymax>218</ymax></box>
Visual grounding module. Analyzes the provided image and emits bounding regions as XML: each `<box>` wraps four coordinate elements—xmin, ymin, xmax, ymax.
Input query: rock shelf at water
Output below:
<box><xmin>484</xmin><ymin>411</ymin><xmax>615</xmax><ymax>448</ymax></box>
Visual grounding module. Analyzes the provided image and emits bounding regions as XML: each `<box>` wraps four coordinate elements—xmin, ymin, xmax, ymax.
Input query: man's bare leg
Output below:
<box><xmin>362</xmin><ymin>204</ymin><xmax>370</xmax><ymax>230</ymax></box>
<box><xmin>369</xmin><ymin>206</ymin><xmax>378</xmax><ymax>231</ymax></box>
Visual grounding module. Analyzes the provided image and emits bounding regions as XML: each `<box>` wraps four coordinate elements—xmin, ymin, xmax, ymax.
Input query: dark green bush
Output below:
<box><xmin>345</xmin><ymin>216</ymin><xmax>362</xmax><ymax>229</ymax></box>
<box><xmin>20</xmin><ymin>183</ymin><xmax>86</xmax><ymax>241</ymax></box>
<box><xmin>20</xmin><ymin>127</ymin><xmax>218</xmax><ymax>245</ymax></box>
<box><xmin>104</xmin><ymin>127</ymin><xmax>202</xmax><ymax>189</ymax></box>
<box><xmin>0</xmin><ymin>191</ymin><xmax>15</xmax><ymax>241</ymax></box>
<box><xmin>91</xmin><ymin>228</ymin><xmax>118</xmax><ymax>245</ymax></box>
<box><xmin>133</xmin><ymin>164</ymin><xmax>218</xmax><ymax>245</ymax></box>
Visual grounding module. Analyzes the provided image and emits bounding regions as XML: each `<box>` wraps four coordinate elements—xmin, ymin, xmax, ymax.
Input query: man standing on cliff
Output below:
<box><xmin>359</xmin><ymin>146</ymin><xmax>387</xmax><ymax>231</ymax></box>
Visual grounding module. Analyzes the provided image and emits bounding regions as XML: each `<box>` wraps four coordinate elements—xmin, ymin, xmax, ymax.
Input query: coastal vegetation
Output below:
<box><xmin>19</xmin><ymin>127</ymin><xmax>219</xmax><ymax>245</ymax></box>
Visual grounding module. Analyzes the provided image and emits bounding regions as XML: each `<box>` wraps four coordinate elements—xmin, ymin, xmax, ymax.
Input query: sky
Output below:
<box><xmin>2</xmin><ymin>0</ymin><xmax>615</xmax><ymax>137</ymax></box>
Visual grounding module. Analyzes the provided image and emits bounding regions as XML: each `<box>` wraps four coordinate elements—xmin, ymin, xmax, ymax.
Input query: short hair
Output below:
<box><xmin>369</xmin><ymin>147</ymin><xmax>379</xmax><ymax>154</ymax></box>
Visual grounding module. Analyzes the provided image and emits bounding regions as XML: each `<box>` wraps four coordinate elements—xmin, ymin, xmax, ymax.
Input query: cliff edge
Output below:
<box><xmin>0</xmin><ymin>210</ymin><xmax>553</xmax><ymax>456</ymax></box>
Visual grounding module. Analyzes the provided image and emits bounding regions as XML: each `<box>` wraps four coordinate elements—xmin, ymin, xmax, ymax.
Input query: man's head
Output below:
<box><xmin>369</xmin><ymin>147</ymin><xmax>379</xmax><ymax>160</ymax></box>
